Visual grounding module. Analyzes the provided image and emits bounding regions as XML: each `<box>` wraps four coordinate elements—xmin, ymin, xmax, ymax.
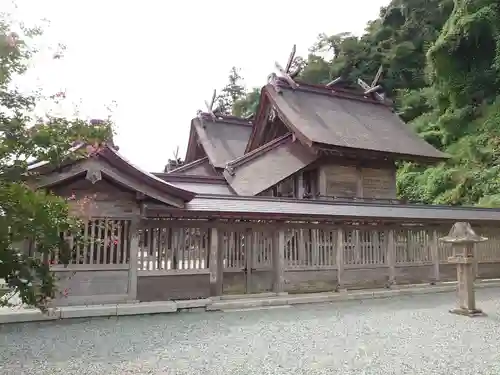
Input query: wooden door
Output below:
<box><xmin>246</xmin><ymin>230</ymin><xmax>274</xmax><ymax>294</ymax></box>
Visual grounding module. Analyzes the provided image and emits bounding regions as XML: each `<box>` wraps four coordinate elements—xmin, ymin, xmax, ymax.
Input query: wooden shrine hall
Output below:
<box><xmin>33</xmin><ymin>49</ymin><xmax>500</xmax><ymax>306</ymax></box>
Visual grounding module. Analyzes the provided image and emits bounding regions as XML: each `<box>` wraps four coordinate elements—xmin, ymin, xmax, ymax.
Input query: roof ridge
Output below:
<box><xmin>273</xmin><ymin>77</ymin><xmax>393</xmax><ymax>107</ymax></box>
<box><xmin>153</xmin><ymin>173</ymin><xmax>227</xmax><ymax>184</ymax></box>
<box><xmin>226</xmin><ymin>133</ymin><xmax>292</xmax><ymax>170</ymax></box>
<box><xmin>196</xmin><ymin>112</ymin><xmax>253</xmax><ymax>127</ymax></box>
<box><xmin>167</xmin><ymin>157</ymin><xmax>209</xmax><ymax>173</ymax></box>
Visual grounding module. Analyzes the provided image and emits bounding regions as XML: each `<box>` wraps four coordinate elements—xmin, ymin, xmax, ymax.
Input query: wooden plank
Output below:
<box><xmin>245</xmin><ymin>229</ymin><xmax>252</xmax><ymax>293</ymax></box>
<box><xmin>209</xmin><ymin>227</ymin><xmax>220</xmax><ymax>296</ymax></box>
<box><xmin>50</xmin><ymin>264</ymin><xmax>129</xmax><ymax>271</ymax></box>
<box><xmin>138</xmin><ymin>269</ymin><xmax>210</xmax><ymax>276</ymax></box>
<box><xmin>89</xmin><ymin>221</ymin><xmax>95</xmax><ymax>264</ymax></box>
<box><xmin>103</xmin><ymin>219</ymin><xmax>109</xmax><ymax>264</ymax></box>
<box><xmin>387</xmin><ymin>229</ymin><xmax>396</xmax><ymax>285</ymax></box>
<box><xmin>336</xmin><ymin>228</ymin><xmax>344</xmax><ymax>289</ymax></box>
<box><xmin>82</xmin><ymin>221</ymin><xmax>89</xmax><ymax>264</ymax></box>
<box><xmin>141</xmin><ymin>219</ymin><xmax>415</xmax><ymax>231</ymax></box>
<box><xmin>321</xmin><ymin>165</ymin><xmax>358</xmax><ymax>197</ymax></box>
<box><xmin>157</xmin><ymin>227</ymin><xmax>162</xmax><ymax>270</ymax></box>
<box><xmin>361</xmin><ymin>167</ymin><xmax>396</xmax><ymax>199</ymax></box>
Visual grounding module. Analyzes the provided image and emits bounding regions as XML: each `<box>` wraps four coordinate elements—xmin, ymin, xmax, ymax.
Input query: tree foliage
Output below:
<box><xmin>0</xmin><ymin>12</ymin><xmax>111</xmax><ymax>309</ymax></box>
<box><xmin>221</xmin><ymin>0</ymin><xmax>500</xmax><ymax>207</ymax></box>
<box><xmin>216</xmin><ymin>67</ymin><xmax>247</xmax><ymax>116</ymax></box>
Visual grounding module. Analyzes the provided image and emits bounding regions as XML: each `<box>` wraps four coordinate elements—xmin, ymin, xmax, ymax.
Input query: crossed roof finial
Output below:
<box><xmin>273</xmin><ymin>45</ymin><xmax>300</xmax><ymax>90</ymax></box>
<box><xmin>357</xmin><ymin>65</ymin><xmax>385</xmax><ymax>102</ymax></box>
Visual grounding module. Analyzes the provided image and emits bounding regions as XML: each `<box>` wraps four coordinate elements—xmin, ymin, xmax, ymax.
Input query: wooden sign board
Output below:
<box><xmin>322</xmin><ymin>165</ymin><xmax>359</xmax><ymax>197</ymax></box>
<box><xmin>361</xmin><ymin>168</ymin><xmax>396</xmax><ymax>199</ymax></box>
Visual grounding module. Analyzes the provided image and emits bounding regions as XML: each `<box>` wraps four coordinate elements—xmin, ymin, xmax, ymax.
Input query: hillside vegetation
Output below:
<box><xmin>219</xmin><ymin>0</ymin><xmax>500</xmax><ymax>207</ymax></box>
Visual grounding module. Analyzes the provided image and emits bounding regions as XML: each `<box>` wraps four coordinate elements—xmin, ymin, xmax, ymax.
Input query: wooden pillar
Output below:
<box><xmin>336</xmin><ymin>228</ymin><xmax>344</xmax><ymax>290</ymax></box>
<box><xmin>356</xmin><ymin>166</ymin><xmax>363</xmax><ymax>198</ymax></box>
<box><xmin>354</xmin><ymin>230</ymin><xmax>361</xmax><ymax>263</ymax></box>
<box><xmin>128</xmin><ymin>218</ymin><xmax>140</xmax><ymax>301</ymax></box>
<box><xmin>431</xmin><ymin>229</ymin><xmax>440</xmax><ymax>283</ymax></box>
<box><xmin>217</xmin><ymin>230</ymin><xmax>225</xmax><ymax>295</ymax></box>
<box><xmin>244</xmin><ymin>229</ymin><xmax>252</xmax><ymax>294</ymax></box>
<box><xmin>297</xmin><ymin>171</ymin><xmax>305</xmax><ymax>199</ymax></box>
<box><xmin>387</xmin><ymin>229</ymin><xmax>396</xmax><ymax>286</ymax></box>
<box><xmin>298</xmin><ymin>229</ymin><xmax>306</xmax><ymax>265</ymax></box>
<box><xmin>273</xmin><ymin>229</ymin><xmax>285</xmax><ymax>293</ymax></box>
<box><xmin>373</xmin><ymin>231</ymin><xmax>380</xmax><ymax>264</ymax></box>
<box><xmin>311</xmin><ymin>229</ymin><xmax>319</xmax><ymax>266</ymax></box>
<box><xmin>209</xmin><ymin>227</ymin><xmax>222</xmax><ymax>296</ymax></box>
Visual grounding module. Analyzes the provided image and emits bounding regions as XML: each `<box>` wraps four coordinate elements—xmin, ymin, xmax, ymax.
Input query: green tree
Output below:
<box><xmin>0</xmin><ymin>13</ymin><xmax>111</xmax><ymax>310</ymax></box>
<box><xmin>217</xmin><ymin>66</ymin><xmax>246</xmax><ymax>115</ymax></box>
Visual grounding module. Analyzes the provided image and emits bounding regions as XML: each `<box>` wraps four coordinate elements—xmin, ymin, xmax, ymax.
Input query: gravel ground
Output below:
<box><xmin>1</xmin><ymin>289</ymin><xmax>500</xmax><ymax>375</ymax></box>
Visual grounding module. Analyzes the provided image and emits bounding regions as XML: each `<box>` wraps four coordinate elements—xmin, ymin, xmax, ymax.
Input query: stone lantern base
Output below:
<box><xmin>447</xmin><ymin>255</ymin><xmax>487</xmax><ymax>318</ymax></box>
<box><xmin>449</xmin><ymin>307</ymin><xmax>486</xmax><ymax>317</ymax></box>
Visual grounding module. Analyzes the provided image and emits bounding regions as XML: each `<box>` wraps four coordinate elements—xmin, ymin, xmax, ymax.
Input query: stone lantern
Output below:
<box><xmin>439</xmin><ymin>222</ymin><xmax>488</xmax><ymax>317</ymax></box>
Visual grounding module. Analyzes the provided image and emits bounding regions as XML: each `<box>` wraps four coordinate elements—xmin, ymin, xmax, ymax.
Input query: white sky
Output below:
<box><xmin>11</xmin><ymin>0</ymin><xmax>389</xmax><ymax>171</ymax></box>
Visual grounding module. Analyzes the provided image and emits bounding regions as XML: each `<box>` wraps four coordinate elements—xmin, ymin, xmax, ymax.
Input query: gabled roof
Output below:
<box><xmin>168</xmin><ymin>157</ymin><xmax>218</xmax><ymax>177</ymax></box>
<box><xmin>33</xmin><ymin>144</ymin><xmax>195</xmax><ymax>207</ymax></box>
<box><xmin>153</xmin><ymin>172</ymin><xmax>235</xmax><ymax>195</ymax></box>
<box><xmin>251</xmin><ymin>78</ymin><xmax>448</xmax><ymax>163</ymax></box>
<box><xmin>223</xmin><ymin>133</ymin><xmax>317</xmax><ymax>196</ymax></box>
<box><xmin>185</xmin><ymin>114</ymin><xmax>253</xmax><ymax>169</ymax></box>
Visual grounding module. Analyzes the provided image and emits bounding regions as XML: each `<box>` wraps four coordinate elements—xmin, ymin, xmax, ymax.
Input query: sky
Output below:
<box><xmin>10</xmin><ymin>0</ymin><xmax>390</xmax><ymax>171</ymax></box>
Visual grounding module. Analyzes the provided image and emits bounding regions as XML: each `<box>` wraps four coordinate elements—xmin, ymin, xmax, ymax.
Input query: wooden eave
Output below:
<box><xmin>98</xmin><ymin>147</ymin><xmax>195</xmax><ymax>201</ymax></box>
<box><xmin>184</xmin><ymin>125</ymin><xmax>206</xmax><ymax>164</ymax></box>
<box><xmin>34</xmin><ymin>145</ymin><xmax>195</xmax><ymax>208</ymax></box>
<box><xmin>312</xmin><ymin>143</ymin><xmax>448</xmax><ymax>164</ymax></box>
<box><xmin>167</xmin><ymin>157</ymin><xmax>217</xmax><ymax>175</ymax></box>
<box><xmin>227</xmin><ymin>133</ymin><xmax>292</xmax><ymax>169</ymax></box>
<box><xmin>144</xmin><ymin>195</ymin><xmax>500</xmax><ymax>225</ymax></box>
<box><xmin>152</xmin><ymin>172</ymin><xmax>227</xmax><ymax>185</ymax></box>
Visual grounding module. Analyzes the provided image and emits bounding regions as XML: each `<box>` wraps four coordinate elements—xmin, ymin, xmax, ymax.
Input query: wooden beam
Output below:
<box><xmin>285</xmin><ymin>44</ymin><xmax>296</xmax><ymax>73</ymax></box>
<box><xmin>209</xmin><ymin>227</ymin><xmax>222</xmax><ymax>296</ymax></box>
<box><xmin>364</xmin><ymin>84</ymin><xmax>382</xmax><ymax>95</ymax></box>
<box><xmin>371</xmin><ymin>64</ymin><xmax>383</xmax><ymax>87</ymax></box>
<box><xmin>35</xmin><ymin>162</ymin><xmax>87</xmax><ymax>189</ymax></box>
<box><xmin>273</xmin><ymin>228</ymin><xmax>285</xmax><ymax>293</ymax></box>
<box><xmin>326</xmin><ymin>76</ymin><xmax>343</xmax><ymax>87</ymax></box>
<box><xmin>203</xmin><ymin>89</ymin><xmax>217</xmax><ymax>121</ymax></box>
<box><xmin>128</xmin><ymin>218</ymin><xmax>140</xmax><ymax>300</ymax></box>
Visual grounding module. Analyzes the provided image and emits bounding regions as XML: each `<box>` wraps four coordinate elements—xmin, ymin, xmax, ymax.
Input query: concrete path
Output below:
<box><xmin>1</xmin><ymin>288</ymin><xmax>500</xmax><ymax>374</ymax></box>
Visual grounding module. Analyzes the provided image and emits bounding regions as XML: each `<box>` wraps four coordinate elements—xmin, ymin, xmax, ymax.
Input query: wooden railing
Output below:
<box><xmin>137</xmin><ymin>222</ymin><xmax>500</xmax><ymax>274</ymax></box>
<box><xmin>28</xmin><ymin>218</ymin><xmax>132</xmax><ymax>266</ymax></box>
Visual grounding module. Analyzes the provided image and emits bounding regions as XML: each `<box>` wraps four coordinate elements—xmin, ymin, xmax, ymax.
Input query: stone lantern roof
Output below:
<box><xmin>439</xmin><ymin>222</ymin><xmax>488</xmax><ymax>244</ymax></box>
